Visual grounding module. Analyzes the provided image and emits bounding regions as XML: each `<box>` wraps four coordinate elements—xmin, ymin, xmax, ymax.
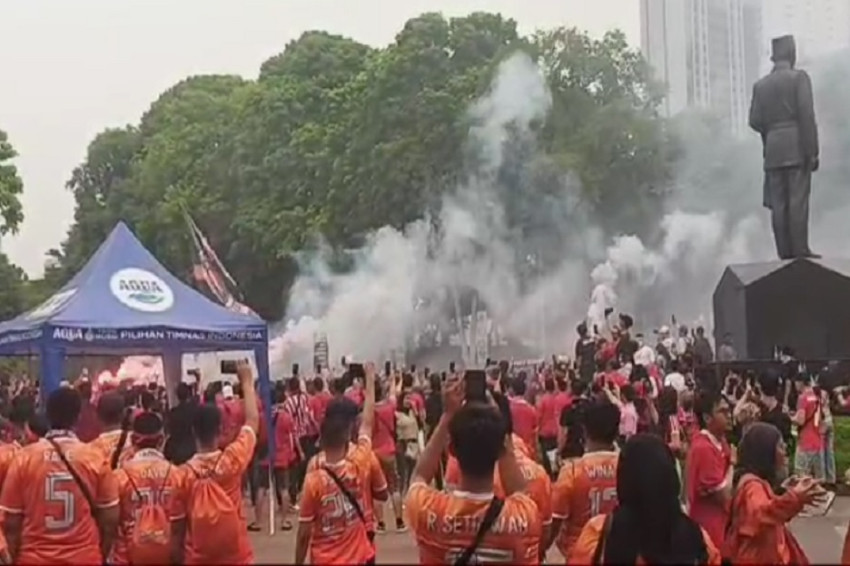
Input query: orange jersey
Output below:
<box><xmin>723</xmin><ymin>475</ymin><xmax>808</xmax><ymax>565</ymax></box>
<box><xmin>568</xmin><ymin>514</ymin><xmax>722</xmax><ymax>565</ymax></box>
<box><xmin>112</xmin><ymin>449</ymin><xmax>186</xmax><ymax>565</ymax></box>
<box><xmin>0</xmin><ymin>442</ymin><xmax>21</xmax><ymax>559</ymax></box>
<box><xmin>0</xmin><ymin>442</ymin><xmax>20</xmax><ymax>487</ymax></box>
<box><xmin>552</xmin><ymin>450</ymin><xmax>619</xmax><ymax>558</ymax></box>
<box><xmin>178</xmin><ymin>426</ymin><xmax>256</xmax><ymax>564</ymax></box>
<box><xmin>306</xmin><ymin>441</ymin><xmax>388</xmax><ymax>531</ymax></box>
<box><xmin>89</xmin><ymin>430</ymin><xmax>135</xmax><ymax>467</ymax></box>
<box><xmin>0</xmin><ymin>431</ymin><xmax>119</xmax><ymax>565</ymax></box>
<box><xmin>444</xmin><ymin>441</ymin><xmax>549</xmax><ymax>528</ymax></box>
<box><xmin>405</xmin><ymin>481</ymin><xmax>542</xmax><ymax>564</ymax></box>
<box><xmin>299</xmin><ymin>435</ymin><xmax>376</xmax><ymax>565</ymax></box>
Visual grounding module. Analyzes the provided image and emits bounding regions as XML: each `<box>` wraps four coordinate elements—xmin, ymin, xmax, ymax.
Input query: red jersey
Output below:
<box><xmin>371</xmin><ymin>401</ymin><xmax>397</xmax><ymax>458</ymax></box>
<box><xmin>537</xmin><ymin>392</ymin><xmax>560</xmax><ymax>438</ymax></box>
<box><xmin>219</xmin><ymin>399</ymin><xmax>245</xmax><ymax>449</ymax></box>
<box><xmin>796</xmin><ymin>390</ymin><xmax>824</xmax><ymax>452</ymax></box>
<box><xmin>309</xmin><ymin>391</ymin><xmax>332</xmax><ymax>429</ymax></box>
<box><xmin>0</xmin><ymin>431</ymin><xmax>119</xmax><ymax>564</ymax></box>
<box><xmin>686</xmin><ymin>430</ymin><xmax>731</xmax><ymax>549</ymax></box>
<box><xmin>272</xmin><ymin>408</ymin><xmax>297</xmax><ymax>468</ymax></box>
<box><xmin>509</xmin><ymin>398</ymin><xmax>539</xmax><ymax>458</ymax></box>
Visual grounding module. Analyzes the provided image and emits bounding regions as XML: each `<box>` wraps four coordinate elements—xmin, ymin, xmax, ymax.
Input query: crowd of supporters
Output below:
<box><xmin>0</xmin><ymin>311</ymin><xmax>846</xmax><ymax>564</ymax></box>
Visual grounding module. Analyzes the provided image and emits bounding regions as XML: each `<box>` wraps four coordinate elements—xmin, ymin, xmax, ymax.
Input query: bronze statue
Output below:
<box><xmin>749</xmin><ymin>35</ymin><xmax>820</xmax><ymax>260</ymax></box>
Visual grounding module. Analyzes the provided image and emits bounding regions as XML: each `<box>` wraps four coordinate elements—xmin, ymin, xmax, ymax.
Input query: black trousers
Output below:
<box><xmin>539</xmin><ymin>436</ymin><xmax>558</xmax><ymax>479</ymax></box>
<box><xmin>293</xmin><ymin>434</ymin><xmax>319</xmax><ymax>499</ymax></box>
<box><xmin>764</xmin><ymin>167</ymin><xmax>812</xmax><ymax>259</ymax></box>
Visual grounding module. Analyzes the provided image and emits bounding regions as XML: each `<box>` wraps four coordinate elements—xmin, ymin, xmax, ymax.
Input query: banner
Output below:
<box><xmin>183</xmin><ymin>207</ymin><xmax>256</xmax><ymax>317</ymax></box>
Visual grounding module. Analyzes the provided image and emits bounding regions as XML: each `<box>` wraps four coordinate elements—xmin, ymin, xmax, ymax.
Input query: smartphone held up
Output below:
<box><xmin>464</xmin><ymin>369</ymin><xmax>487</xmax><ymax>403</ymax></box>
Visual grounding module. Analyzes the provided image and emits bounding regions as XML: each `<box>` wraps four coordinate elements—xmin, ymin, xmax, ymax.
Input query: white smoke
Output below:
<box><xmin>276</xmin><ymin>52</ymin><xmax>556</xmax><ymax>369</ymax></box>
<box><xmin>271</xmin><ymin>48</ymin><xmax>850</xmax><ymax>370</ymax></box>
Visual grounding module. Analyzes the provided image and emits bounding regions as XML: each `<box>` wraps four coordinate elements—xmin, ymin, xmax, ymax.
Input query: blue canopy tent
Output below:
<box><xmin>0</xmin><ymin>221</ymin><xmax>273</xmax><ymax>454</ymax></box>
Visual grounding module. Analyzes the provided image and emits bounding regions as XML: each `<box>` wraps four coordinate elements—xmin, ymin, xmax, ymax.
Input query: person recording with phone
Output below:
<box><xmin>405</xmin><ymin>373</ymin><xmax>542</xmax><ymax>564</ymax></box>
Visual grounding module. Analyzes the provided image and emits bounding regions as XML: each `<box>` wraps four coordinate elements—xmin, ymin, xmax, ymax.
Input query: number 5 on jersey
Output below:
<box><xmin>45</xmin><ymin>472</ymin><xmax>76</xmax><ymax>531</ymax></box>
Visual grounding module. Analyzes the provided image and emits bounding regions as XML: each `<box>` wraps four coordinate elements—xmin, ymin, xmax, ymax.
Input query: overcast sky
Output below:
<box><xmin>0</xmin><ymin>0</ymin><xmax>638</xmax><ymax>276</ymax></box>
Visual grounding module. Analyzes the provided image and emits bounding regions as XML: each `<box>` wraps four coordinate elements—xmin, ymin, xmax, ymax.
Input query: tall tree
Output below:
<box><xmin>0</xmin><ymin>129</ymin><xmax>24</xmax><ymax>235</ymax></box>
<box><xmin>47</xmin><ymin>14</ymin><xmax>676</xmax><ymax>322</ymax></box>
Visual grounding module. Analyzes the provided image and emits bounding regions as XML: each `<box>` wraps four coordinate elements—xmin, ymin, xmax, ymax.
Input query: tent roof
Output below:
<box><xmin>0</xmin><ymin>222</ymin><xmax>266</xmax><ymax>354</ymax></box>
<box><xmin>726</xmin><ymin>257</ymin><xmax>850</xmax><ymax>286</ymax></box>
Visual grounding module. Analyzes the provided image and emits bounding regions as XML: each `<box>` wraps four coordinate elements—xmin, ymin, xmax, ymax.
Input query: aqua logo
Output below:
<box><xmin>109</xmin><ymin>268</ymin><xmax>174</xmax><ymax>312</ymax></box>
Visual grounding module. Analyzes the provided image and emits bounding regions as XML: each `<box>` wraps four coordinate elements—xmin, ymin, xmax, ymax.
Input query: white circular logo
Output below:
<box><xmin>109</xmin><ymin>268</ymin><xmax>174</xmax><ymax>312</ymax></box>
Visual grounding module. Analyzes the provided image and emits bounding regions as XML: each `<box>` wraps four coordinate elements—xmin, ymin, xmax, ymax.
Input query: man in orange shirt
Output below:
<box><xmin>444</xmin><ymin>392</ymin><xmax>551</xmax><ymax>560</ymax></box>
<box><xmin>173</xmin><ymin>360</ymin><xmax>258</xmax><ymax>565</ymax></box>
<box><xmin>0</xmin><ymin>387</ymin><xmax>119</xmax><ymax>564</ymax></box>
<box><xmin>305</xmin><ymin>397</ymin><xmax>388</xmax><ymax>542</ymax></box>
<box><xmin>406</xmin><ymin>380</ymin><xmax>541</xmax><ymax>564</ymax></box>
<box><xmin>112</xmin><ymin>412</ymin><xmax>185</xmax><ymax>565</ymax></box>
<box><xmin>550</xmin><ymin>399</ymin><xmax>620</xmax><ymax>559</ymax></box>
<box><xmin>0</xmin><ymin>426</ymin><xmax>23</xmax><ymax>564</ymax></box>
<box><xmin>295</xmin><ymin>363</ymin><xmax>378</xmax><ymax>565</ymax></box>
<box><xmin>89</xmin><ymin>392</ymin><xmax>133</xmax><ymax>468</ymax></box>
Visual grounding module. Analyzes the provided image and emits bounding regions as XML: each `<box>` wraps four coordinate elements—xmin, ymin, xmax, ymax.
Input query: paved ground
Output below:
<box><xmin>250</xmin><ymin>499</ymin><xmax>850</xmax><ymax>563</ymax></box>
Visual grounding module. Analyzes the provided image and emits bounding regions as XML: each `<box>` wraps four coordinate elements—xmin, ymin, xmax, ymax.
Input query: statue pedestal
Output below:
<box><xmin>713</xmin><ymin>258</ymin><xmax>850</xmax><ymax>360</ymax></box>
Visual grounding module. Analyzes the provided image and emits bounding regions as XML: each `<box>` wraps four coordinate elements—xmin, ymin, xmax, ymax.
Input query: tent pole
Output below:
<box><xmin>254</xmin><ymin>344</ymin><xmax>275</xmax><ymax>535</ymax></box>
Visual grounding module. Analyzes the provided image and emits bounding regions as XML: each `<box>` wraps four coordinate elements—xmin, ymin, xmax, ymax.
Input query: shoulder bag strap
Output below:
<box><xmin>592</xmin><ymin>513</ymin><xmax>614</xmax><ymax>566</ymax></box>
<box><xmin>453</xmin><ymin>497</ymin><xmax>505</xmax><ymax>566</ymax></box>
<box><xmin>156</xmin><ymin>464</ymin><xmax>172</xmax><ymax>498</ymax></box>
<box><xmin>111</xmin><ymin>409</ymin><xmax>133</xmax><ymax>470</ymax></box>
<box><xmin>47</xmin><ymin>438</ymin><xmax>97</xmax><ymax>519</ymax></box>
<box><xmin>321</xmin><ymin>465</ymin><xmax>366</xmax><ymax>524</ymax></box>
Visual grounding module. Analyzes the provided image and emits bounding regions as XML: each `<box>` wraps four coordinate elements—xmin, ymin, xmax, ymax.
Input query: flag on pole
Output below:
<box><xmin>182</xmin><ymin>207</ymin><xmax>256</xmax><ymax>316</ymax></box>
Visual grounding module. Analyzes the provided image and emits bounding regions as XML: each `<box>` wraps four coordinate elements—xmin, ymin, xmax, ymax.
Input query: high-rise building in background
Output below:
<box><xmin>760</xmin><ymin>0</ymin><xmax>850</xmax><ymax>70</ymax></box>
<box><xmin>640</xmin><ymin>0</ymin><xmax>850</xmax><ymax>133</ymax></box>
<box><xmin>640</xmin><ymin>0</ymin><xmax>757</xmax><ymax>134</ymax></box>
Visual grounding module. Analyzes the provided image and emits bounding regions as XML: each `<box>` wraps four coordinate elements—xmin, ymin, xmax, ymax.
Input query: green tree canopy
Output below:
<box><xmin>46</xmin><ymin>13</ymin><xmax>676</xmax><ymax>321</ymax></box>
<box><xmin>0</xmin><ymin>130</ymin><xmax>24</xmax><ymax>235</ymax></box>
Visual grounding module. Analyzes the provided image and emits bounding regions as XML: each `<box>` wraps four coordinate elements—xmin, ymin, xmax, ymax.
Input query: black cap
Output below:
<box><xmin>771</xmin><ymin>35</ymin><xmax>796</xmax><ymax>62</ymax></box>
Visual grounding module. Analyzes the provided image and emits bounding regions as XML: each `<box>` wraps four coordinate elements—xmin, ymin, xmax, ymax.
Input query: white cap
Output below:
<box><xmin>222</xmin><ymin>384</ymin><xmax>234</xmax><ymax>399</ymax></box>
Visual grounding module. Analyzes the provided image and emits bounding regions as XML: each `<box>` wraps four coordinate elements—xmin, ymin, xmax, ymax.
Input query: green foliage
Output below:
<box><xmin>834</xmin><ymin>415</ymin><xmax>850</xmax><ymax>481</ymax></box>
<box><xmin>41</xmin><ymin>13</ymin><xmax>676</xmax><ymax>321</ymax></box>
<box><xmin>0</xmin><ymin>130</ymin><xmax>24</xmax><ymax>235</ymax></box>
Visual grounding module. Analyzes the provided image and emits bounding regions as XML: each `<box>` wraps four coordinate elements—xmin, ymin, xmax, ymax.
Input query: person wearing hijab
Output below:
<box><xmin>723</xmin><ymin>422</ymin><xmax>822</xmax><ymax>564</ymax></box>
<box><xmin>568</xmin><ymin>434</ymin><xmax>721</xmax><ymax>565</ymax></box>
